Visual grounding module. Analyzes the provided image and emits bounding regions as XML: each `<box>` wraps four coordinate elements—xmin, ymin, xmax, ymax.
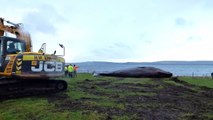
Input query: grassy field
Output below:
<box><xmin>0</xmin><ymin>73</ymin><xmax>212</xmax><ymax>120</ymax></box>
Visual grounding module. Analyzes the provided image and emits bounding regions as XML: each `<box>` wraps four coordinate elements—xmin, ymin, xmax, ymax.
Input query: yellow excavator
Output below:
<box><xmin>0</xmin><ymin>17</ymin><xmax>67</xmax><ymax>97</ymax></box>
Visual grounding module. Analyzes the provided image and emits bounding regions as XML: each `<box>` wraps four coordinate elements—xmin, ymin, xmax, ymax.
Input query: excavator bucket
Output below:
<box><xmin>0</xmin><ymin>18</ymin><xmax>4</xmax><ymax>36</ymax></box>
<box><xmin>0</xmin><ymin>30</ymin><xmax>3</xmax><ymax>36</ymax></box>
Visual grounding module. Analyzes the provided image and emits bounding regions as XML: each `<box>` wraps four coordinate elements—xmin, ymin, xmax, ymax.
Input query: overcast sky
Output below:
<box><xmin>1</xmin><ymin>0</ymin><xmax>213</xmax><ymax>62</ymax></box>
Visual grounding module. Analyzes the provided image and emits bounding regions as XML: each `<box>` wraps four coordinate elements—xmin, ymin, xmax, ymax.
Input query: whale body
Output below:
<box><xmin>98</xmin><ymin>67</ymin><xmax>172</xmax><ymax>78</ymax></box>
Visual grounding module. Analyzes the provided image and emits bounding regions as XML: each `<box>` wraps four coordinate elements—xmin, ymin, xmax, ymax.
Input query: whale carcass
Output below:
<box><xmin>98</xmin><ymin>67</ymin><xmax>173</xmax><ymax>78</ymax></box>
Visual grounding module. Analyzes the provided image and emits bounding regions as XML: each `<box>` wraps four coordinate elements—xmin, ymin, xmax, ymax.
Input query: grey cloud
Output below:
<box><xmin>23</xmin><ymin>13</ymin><xmax>56</xmax><ymax>34</ymax></box>
<box><xmin>113</xmin><ymin>42</ymin><xmax>131</xmax><ymax>49</ymax></box>
<box><xmin>144</xmin><ymin>40</ymin><xmax>152</xmax><ymax>44</ymax></box>
<box><xmin>22</xmin><ymin>4</ymin><xmax>66</xmax><ymax>34</ymax></box>
<box><xmin>187</xmin><ymin>36</ymin><xmax>202</xmax><ymax>41</ymax></box>
<box><xmin>203</xmin><ymin>0</ymin><xmax>213</xmax><ymax>10</ymax></box>
<box><xmin>175</xmin><ymin>17</ymin><xmax>187</xmax><ymax>26</ymax></box>
<box><xmin>91</xmin><ymin>43</ymin><xmax>133</xmax><ymax>60</ymax></box>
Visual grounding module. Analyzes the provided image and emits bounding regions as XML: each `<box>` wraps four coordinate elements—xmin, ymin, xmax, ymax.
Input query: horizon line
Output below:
<box><xmin>66</xmin><ymin>60</ymin><xmax>213</xmax><ymax>63</ymax></box>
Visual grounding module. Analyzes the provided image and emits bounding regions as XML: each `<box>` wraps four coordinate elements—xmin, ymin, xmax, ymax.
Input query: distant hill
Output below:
<box><xmin>68</xmin><ymin>61</ymin><xmax>213</xmax><ymax>65</ymax></box>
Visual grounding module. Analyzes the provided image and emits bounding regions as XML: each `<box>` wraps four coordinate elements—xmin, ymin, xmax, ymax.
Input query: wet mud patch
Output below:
<box><xmin>121</xmin><ymin>82</ymin><xmax>212</xmax><ymax>119</ymax></box>
<box><xmin>108</xmin><ymin>83</ymin><xmax>162</xmax><ymax>93</ymax></box>
<box><xmin>77</xmin><ymin>79</ymin><xmax>112</xmax><ymax>89</ymax></box>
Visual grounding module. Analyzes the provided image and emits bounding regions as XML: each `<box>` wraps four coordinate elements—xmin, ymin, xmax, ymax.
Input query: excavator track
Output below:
<box><xmin>0</xmin><ymin>79</ymin><xmax>67</xmax><ymax>100</ymax></box>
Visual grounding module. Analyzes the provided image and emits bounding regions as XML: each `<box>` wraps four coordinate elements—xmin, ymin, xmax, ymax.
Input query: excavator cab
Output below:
<box><xmin>0</xmin><ymin>36</ymin><xmax>65</xmax><ymax>78</ymax></box>
<box><xmin>4</xmin><ymin>37</ymin><xmax>25</xmax><ymax>54</ymax></box>
<box><xmin>0</xmin><ymin>36</ymin><xmax>26</xmax><ymax>67</ymax></box>
<box><xmin>7</xmin><ymin>42</ymin><xmax>21</xmax><ymax>54</ymax></box>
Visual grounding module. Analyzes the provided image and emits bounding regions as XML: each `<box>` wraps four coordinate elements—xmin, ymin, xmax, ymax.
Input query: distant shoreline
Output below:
<box><xmin>67</xmin><ymin>61</ymin><xmax>213</xmax><ymax>65</ymax></box>
<box><xmin>66</xmin><ymin>61</ymin><xmax>213</xmax><ymax>77</ymax></box>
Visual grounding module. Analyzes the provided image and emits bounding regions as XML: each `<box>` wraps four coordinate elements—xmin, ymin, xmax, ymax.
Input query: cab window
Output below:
<box><xmin>7</xmin><ymin>41</ymin><xmax>25</xmax><ymax>54</ymax></box>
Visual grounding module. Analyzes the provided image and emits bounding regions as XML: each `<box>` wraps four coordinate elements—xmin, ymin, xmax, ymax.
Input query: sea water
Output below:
<box><xmin>73</xmin><ymin>62</ymin><xmax>213</xmax><ymax>77</ymax></box>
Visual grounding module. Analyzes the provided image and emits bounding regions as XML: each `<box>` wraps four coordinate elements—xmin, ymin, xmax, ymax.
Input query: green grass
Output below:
<box><xmin>204</xmin><ymin>112</ymin><xmax>213</xmax><ymax>119</ymax></box>
<box><xmin>0</xmin><ymin>98</ymin><xmax>73</xmax><ymax>120</ymax></box>
<box><xmin>164</xmin><ymin>80</ymin><xmax>184</xmax><ymax>86</ymax></box>
<box><xmin>69</xmin><ymin>111</ymin><xmax>107</xmax><ymax>120</ymax></box>
<box><xmin>0</xmin><ymin>73</ymin><xmax>212</xmax><ymax>120</ymax></box>
<box><xmin>0</xmin><ymin>97</ymin><xmax>107</xmax><ymax>120</ymax></box>
<box><xmin>180</xmin><ymin>76</ymin><xmax>213</xmax><ymax>88</ymax></box>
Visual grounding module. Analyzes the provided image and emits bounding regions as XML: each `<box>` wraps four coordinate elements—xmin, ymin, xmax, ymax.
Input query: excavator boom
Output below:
<box><xmin>0</xmin><ymin>18</ymin><xmax>32</xmax><ymax>52</ymax></box>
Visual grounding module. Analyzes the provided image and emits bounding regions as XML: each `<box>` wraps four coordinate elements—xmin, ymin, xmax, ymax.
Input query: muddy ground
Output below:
<box><xmin>45</xmin><ymin>77</ymin><xmax>213</xmax><ymax>120</ymax></box>
<box><xmin>0</xmin><ymin>77</ymin><xmax>212</xmax><ymax>120</ymax></box>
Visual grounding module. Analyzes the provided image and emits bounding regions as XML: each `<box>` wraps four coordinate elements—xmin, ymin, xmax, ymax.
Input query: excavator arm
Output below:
<box><xmin>0</xmin><ymin>18</ymin><xmax>32</xmax><ymax>52</ymax></box>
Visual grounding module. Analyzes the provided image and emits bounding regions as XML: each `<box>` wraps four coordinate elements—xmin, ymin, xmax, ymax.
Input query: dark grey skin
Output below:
<box><xmin>98</xmin><ymin>67</ymin><xmax>173</xmax><ymax>78</ymax></box>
